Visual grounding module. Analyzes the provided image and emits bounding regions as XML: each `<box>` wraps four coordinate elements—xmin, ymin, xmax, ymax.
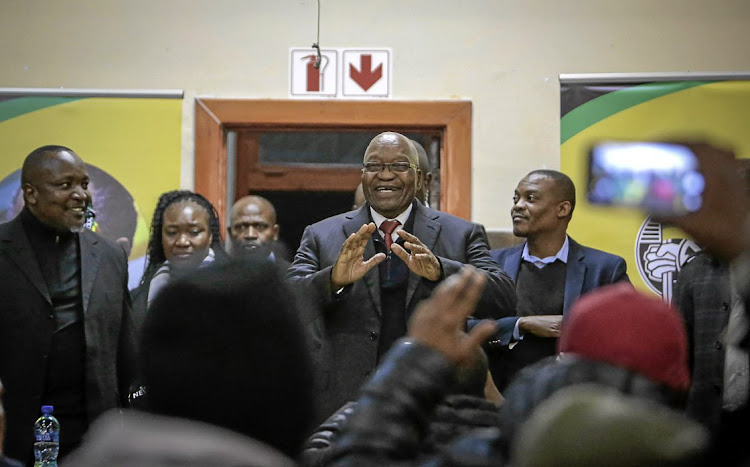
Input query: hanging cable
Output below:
<box><xmin>311</xmin><ymin>0</ymin><xmax>322</xmax><ymax>69</ymax></box>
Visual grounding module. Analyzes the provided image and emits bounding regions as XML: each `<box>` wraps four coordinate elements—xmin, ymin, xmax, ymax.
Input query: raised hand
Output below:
<box><xmin>331</xmin><ymin>222</ymin><xmax>387</xmax><ymax>289</ymax></box>
<box><xmin>408</xmin><ymin>266</ymin><xmax>498</xmax><ymax>366</ymax></box>
<box><xmin>655</xmin><ymin>142</ymin><xmax>749</xmax><ymax>262</ymax></box>
<box><xmin>391</xmin><ymin>230</ymin><xmax>442</xmax><ymax>281</ymax></box>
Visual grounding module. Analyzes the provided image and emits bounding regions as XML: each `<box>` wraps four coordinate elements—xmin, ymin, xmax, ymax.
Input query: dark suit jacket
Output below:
<box><xmin>486</xmin><ymin>237</ymin><xmax>629</xmax><ymax>389</ymax></box>
<box><xmin>287</xmin><ymin>202</ymin><xmax>516</xmax><ymax>419</ymax></box>
<box><xmin>0</xmin><ymin>215</ymin><xmax>135</xmax><ymax>464</ymax></box>
<box><xmin>673</xmin><ymin>253</ymin><xmax>731</xmax><ymax>432</ymax></box>
<box><xmin>489</xmin><ymin>237</ymin><xmax>629</xmax><ymax>344</ymax></box>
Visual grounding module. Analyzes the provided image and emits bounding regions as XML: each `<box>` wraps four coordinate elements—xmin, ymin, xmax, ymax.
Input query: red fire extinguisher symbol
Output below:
<box><xmin>304</xmin><ymin>54</ymin><xmax>328</xmax><ymax>92</ymax></box>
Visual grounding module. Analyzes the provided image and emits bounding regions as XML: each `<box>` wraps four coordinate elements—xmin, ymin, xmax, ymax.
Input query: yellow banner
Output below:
<box><xmin>0</xmin><ymin>95</ymin><xmax>182</xmax><ymax>287</ymax></box>
<box><xmin>561</xmin><ymin>80</ymin><xmax>750</xmax><ymax>299</ymax></box>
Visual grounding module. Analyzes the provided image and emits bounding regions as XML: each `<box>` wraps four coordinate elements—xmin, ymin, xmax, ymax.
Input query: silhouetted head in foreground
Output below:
<box><xmin>140</xmin><ymin>257</ymin><xmax>315</xmax><ymax>458</ymax></box>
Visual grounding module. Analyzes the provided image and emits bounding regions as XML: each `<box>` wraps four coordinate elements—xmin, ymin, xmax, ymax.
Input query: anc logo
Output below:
<box><xmin>635</xmin><ymin>216</ymin><xmax>701</xmax><ymax>302</ymax></box>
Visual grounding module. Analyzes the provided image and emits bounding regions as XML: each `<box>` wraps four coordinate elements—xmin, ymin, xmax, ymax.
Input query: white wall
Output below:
<box><xmin>1</xmin><ymin>0</ymin><xmax>748</xmax><ymax>230</ymax></box>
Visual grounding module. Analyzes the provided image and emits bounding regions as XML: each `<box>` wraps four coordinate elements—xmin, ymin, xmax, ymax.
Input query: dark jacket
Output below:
<box><xmin>484</xmin><ymin>238</ymin><xmax>630</xmax><ymax>390</ymax></box>
<box><xmin>0</xmin><ymin>215</ymin><xmax>136</xmax><ymax>464</ymax></box>
<box><xmin>326</xmin><ymin>341</ymin><xmax>687</xmax><ymax>467</ymax></box>
<box><xmin>324</xmin><ymin>340</ymin><xmax>508</xmax><ymax>466</ymax></box>
<box><xmin>673</xmin><ymin>253</ymin><xmax>732</xmax><ymax>432</ymax></box>
<box><xmin>495</xmin><ymin>356</ymin><xmax>686</xmax><ymax>460</ymax></box>
<box><xmin>304</xmin><ymin>395</ymin><xmax>500</xmax><ymax>466</ymax></box>
<box><xmin>489</xmin><ymin>237</ymin><xmax>630</xmax><ymax>345</ymax></box>
<box><xmin>287</xmin><ymin>202</ymin><xmax>517</xmax><ymax>420</ymax></box>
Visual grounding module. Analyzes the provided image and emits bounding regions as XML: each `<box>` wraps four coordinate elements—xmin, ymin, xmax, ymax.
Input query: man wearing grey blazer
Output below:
<box><xmin>287</xmin><ymin>132</ymin><xmax>516</xmax><ymax>420</ymax></box>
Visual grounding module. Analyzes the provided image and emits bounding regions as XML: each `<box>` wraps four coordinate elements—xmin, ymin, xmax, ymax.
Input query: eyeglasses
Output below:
<box><xmin>362</xmin><ymin>162</ymin><xmax>417</xmax><ymax>173</ymax></box>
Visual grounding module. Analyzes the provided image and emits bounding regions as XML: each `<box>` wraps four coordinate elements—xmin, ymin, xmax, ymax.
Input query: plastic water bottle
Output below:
<box><xmin>33</xmin><ymin>405</ymin><xmax>59</xmax><ymax>467</ymax></box>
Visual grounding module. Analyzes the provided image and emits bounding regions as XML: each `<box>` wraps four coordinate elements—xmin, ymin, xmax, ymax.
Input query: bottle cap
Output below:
<box><xmin>41</xmin><ymin>405</ymin><xmax>54</xmax><ymax>414</ymax></box>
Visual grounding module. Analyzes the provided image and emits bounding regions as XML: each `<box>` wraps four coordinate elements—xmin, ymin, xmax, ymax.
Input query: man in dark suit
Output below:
<box><xmin>0</xmin><ymin>145</ymin><xmax>135</xmax><ymax>464</ymax></box>
<box><xmin>673</xmin><ymin>253</ymin><xmax>738</xmax><ymax>434</ymax></box>
<box><xmin>488</xmin><ymin>169</ymin><xmax>628</xmax><ymax>390</ymax></box>
<box><xmin>672</xmin><ymin>159</ymin><xmax>750</xmax><ymax>436</ymax></box>
<box><xmin>287</xmin><ymin>131</ymin><xmax>516</xmax><ymax>420</ymax></box>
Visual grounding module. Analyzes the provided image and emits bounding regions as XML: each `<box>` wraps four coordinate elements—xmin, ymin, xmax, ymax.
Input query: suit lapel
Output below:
<box><xmin>79</xmin><ymin>231</ymin><xmax>101</xmax><ymax>316</ymax></box>
<box><xmin>505</xmin><ymin>245</ymin><xmax>524</xmax><ymax>282</ymax></box>
<box><xmin>343</xmin><ymin>207</ymin><xmax>382</xmax><ymax>315</ymax></box>
<box><xmin>0</xmin><ymin>217</ymin><xmax>51</xmax><ymax>304</ymax></box>
<box><xmin>406</xmin><ymin>204</ymin><xmax>440</xmax><ymax>308</ymax></box>
<box><xmin>563</xmin><ymin>239</ymin><xmax>586</xmax><ymax>316</ymax></box>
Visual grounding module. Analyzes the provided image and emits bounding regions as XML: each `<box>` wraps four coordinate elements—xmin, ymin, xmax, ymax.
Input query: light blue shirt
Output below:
<box><xmin>521</xmin><ymin>235</ymin><xmax>570</xmax><ymax>268</ymax></box>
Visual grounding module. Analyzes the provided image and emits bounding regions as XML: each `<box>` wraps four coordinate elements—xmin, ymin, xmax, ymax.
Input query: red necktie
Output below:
<box><xmin>380</xmin><ymin>220</ymin><xmax>401</xmax><ymax>251</ymax></box>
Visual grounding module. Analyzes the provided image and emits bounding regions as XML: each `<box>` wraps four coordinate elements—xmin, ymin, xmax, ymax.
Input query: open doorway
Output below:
<box><xmin>250</xmin><ymin>190</ymin><xmax>353</xmax><ymax>261</ymax></box>
<box><xmin>193</xmin><ymin>99</ymin><xmax>473</xmax><ymax>245</ymax></box>
<box><xmin>234</xmin><ymin>129</ymin><xmax>441</xmax><ymax>255</ymax></box>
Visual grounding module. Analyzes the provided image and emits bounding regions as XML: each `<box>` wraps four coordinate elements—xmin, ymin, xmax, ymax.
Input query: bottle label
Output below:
<box><xmin>35</xmin><ymin>432</ymin><xmax>59</xmax><ymax>442</ymax></box>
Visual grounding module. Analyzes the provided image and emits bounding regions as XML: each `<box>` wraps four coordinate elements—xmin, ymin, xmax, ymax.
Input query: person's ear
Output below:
<box><xmin>272</xmin><ymin>224</ymin><xmax>280</xmax><ymax>242</ymax></box>
<box><xmin>557</xmin><ymin>200</ymin><xmax>572</xmax><ymax>219</ymax></box>
<box><xmin>415</xmin><ymin>169</ymin><xmax>423</xmax><ymax>191</ymax></box>
<box><xmin>22</xmin><ymin>183</ymin><xmax>37</xmax><ymax>206</ymax></box>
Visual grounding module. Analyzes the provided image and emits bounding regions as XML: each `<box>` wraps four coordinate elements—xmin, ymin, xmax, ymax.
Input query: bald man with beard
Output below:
<box><xmin>0</xmin><ymin>146</ymin><xmax>135</xmax><ymax>464</ymax></box>
<box><xmin>227</xmin><ymin>195</ymin><xmax>281</xmax><ymax>261</ymax></box>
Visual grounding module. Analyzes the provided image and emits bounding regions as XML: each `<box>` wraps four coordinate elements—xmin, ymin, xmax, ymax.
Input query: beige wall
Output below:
<box><xmin>1</xmin><ymin>0</ymin><xmax>748</xmax><ymax>231</ymax></box>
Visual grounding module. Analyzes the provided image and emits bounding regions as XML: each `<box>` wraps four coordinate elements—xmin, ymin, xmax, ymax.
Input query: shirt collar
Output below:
<box><xmin>369</xmin><ymin>202</ymin><xmax>414</xmax><ymax>241</ymax></box>
<box><xmin>522</xmin><ymin>235</ymin><xmax>569</xmax><ymax>268</ymax></box>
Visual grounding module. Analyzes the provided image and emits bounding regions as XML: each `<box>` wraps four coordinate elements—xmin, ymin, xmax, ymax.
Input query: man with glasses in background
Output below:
<box><xmin>287</xmin><ymin>131</ymin><xmax>516</xmax><ymax>421</ymax></box>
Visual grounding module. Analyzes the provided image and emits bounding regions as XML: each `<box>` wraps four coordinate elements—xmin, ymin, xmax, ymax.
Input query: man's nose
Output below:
<box><xmin>244</xmin><ymin>227</ymin><xmax>259</xmax><ymax>239</ymax></box>
<box><xmin>377</xmin><ymin>167</ymin><xmax>397</xmax><ymax>179</ymax></box>
<box><xmin>71</xmin><ymin>185</ymin><xmax>87</xmax><ymax>199</ymax></box>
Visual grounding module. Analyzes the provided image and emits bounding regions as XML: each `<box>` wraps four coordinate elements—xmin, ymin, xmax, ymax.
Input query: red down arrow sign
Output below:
<box><xmin>350</xmin><ymin>54</ymin><xmax>383</xmax><ymax>91</ymax></box>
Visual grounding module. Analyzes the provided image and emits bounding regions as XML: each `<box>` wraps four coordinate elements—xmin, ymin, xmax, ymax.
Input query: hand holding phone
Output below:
<box><xmin>587</xmin><ymin>142</ymin><xmax>705</xmax><ymax>215</ymax></box>
<box><xmin>656</xmin><ymin>142</ymin><xmax>748</xmax><ymax>262</ymax></box>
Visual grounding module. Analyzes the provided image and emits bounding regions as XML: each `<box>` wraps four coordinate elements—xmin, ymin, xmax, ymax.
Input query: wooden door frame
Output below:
<box><xmin>194</xmin><ymin>99</ymin><xmax>472</xmax><ymax>230</ymax></box>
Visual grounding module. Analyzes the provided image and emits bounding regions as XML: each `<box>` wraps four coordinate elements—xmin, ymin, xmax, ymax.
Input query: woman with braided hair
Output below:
<box><xmin>130</xmin><ymin>190</ymin><xmax>228</xmax><ymax>335</ymax></box>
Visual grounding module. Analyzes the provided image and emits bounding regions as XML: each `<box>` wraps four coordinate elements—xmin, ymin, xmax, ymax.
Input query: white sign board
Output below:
<box><xmin>289</xmin><ymin>48</ymin><xmax>392</xmax><ymax>98</ymax></box>
<box><xmin>342</xmin><ymin>49</ymin><xmax>391</xmax><ymax>97</ymax></box>
<box><xmin>290</xmin><ymin>49</ymin><xmax>338</xmax><ymax>97</ymax></box>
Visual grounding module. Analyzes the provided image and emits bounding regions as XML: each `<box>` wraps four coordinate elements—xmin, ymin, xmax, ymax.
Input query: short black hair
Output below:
<box><xmin>21</xmin><ymin>145</ymin><xmax>77</xmax><ymax>185</ymax></box>
<box><xmin>527</xmin><ymin>169</ymin><xmax>576</xmax><ymax>216</ymax></box>
<box><xmin>140</xmin><ymin>258</ymin><xmax>315</xmax><ymax>457</ymax></box>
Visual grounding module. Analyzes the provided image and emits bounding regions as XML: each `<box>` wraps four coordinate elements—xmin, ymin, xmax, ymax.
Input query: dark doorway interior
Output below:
<box><xmin>254</xmin><ymin>190</ymin><xmax>356</xmax><ymax>261</ymax></box>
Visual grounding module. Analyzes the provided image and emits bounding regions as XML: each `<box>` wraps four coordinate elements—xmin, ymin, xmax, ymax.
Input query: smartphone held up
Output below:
<box><xmin>586</xmin><ymin>142</ymin><xmax>706</xmax><ymax>215</ymax></box>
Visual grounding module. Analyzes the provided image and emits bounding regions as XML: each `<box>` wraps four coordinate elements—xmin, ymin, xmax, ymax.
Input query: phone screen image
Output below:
<box><xmin>587</xmin><ymin>142</ymin><xmax>705</xmax><ymax>215</ymax></box>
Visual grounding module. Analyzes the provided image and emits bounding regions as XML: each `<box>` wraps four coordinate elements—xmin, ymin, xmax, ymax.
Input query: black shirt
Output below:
<box><xmin>20</xmin><ymin>208</ymin><xmax>88</xmax><ymax>454</ymax></box>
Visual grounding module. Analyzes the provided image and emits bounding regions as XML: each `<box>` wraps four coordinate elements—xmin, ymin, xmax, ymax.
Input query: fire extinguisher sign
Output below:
<box><xmin>290</xmin><ymin>48</ymin><xmax>392</xmax><ymax>98</ymax></box>
<box><xmin>290</xmin><ymin>49</ymin><xmax>338</xmax><ymax>97</ymax></box>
